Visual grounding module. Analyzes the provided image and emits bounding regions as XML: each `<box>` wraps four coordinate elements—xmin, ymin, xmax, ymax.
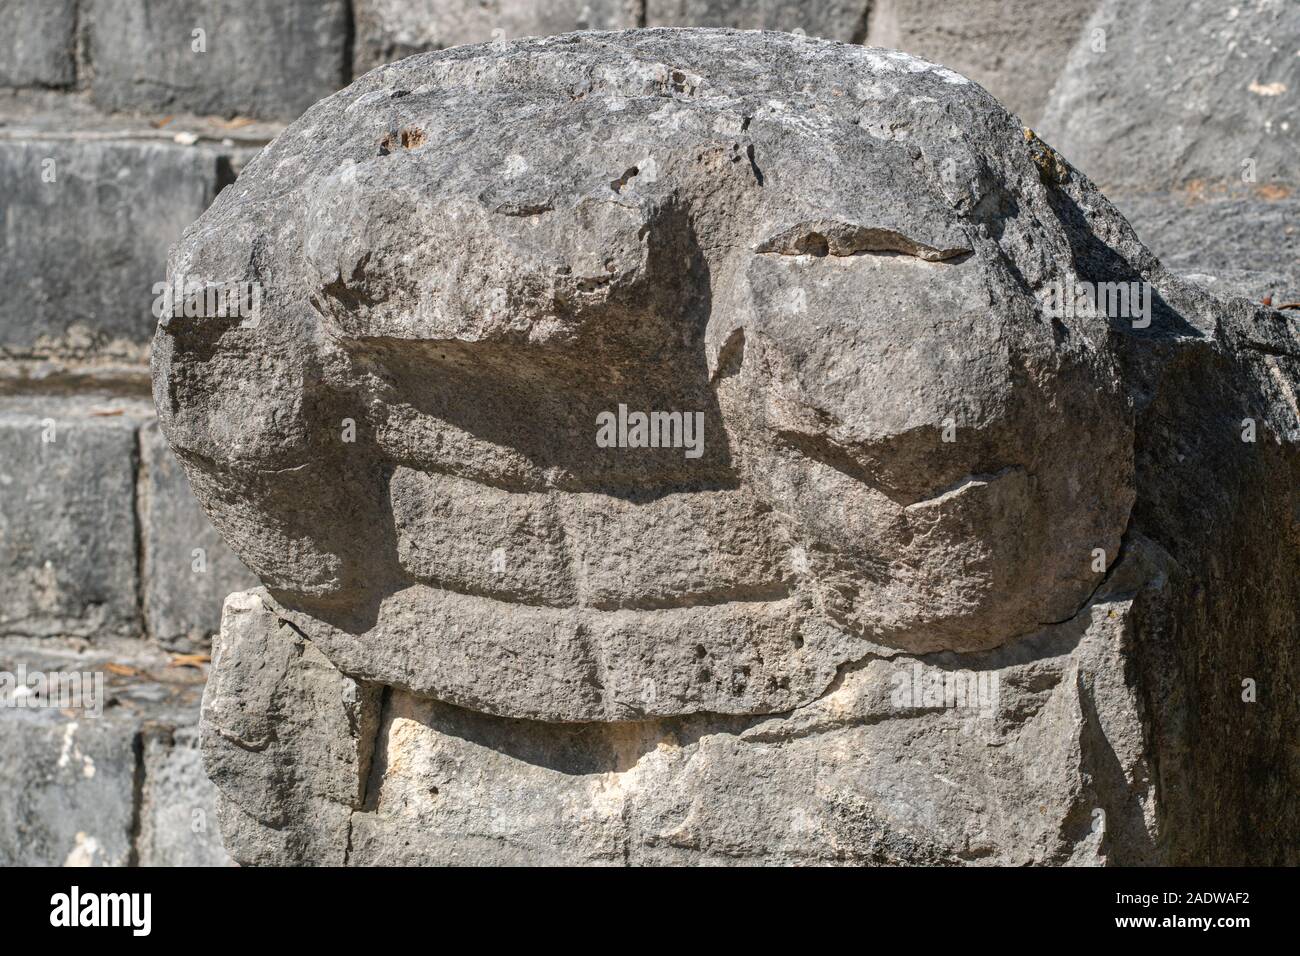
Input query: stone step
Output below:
<box><xmin>0</xmin><ymin>395</ymin><xmax>256</xmax><ymax>648</ymax></box>
<box><xmin>0</xmin><ymin>639</ymin><xmax>230</xmax><ymax>866</ymax></box>
<box><xmin>0</xmin><ymin>132</ymin><xmax>262</xmax><ymax>378</ymax></box>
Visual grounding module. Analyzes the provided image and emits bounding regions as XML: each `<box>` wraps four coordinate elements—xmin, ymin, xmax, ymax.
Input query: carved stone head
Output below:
<box><xmin>156</xmin><ymin>30</ymin><xmax>1134</xmax><ymax>722</ymax></box>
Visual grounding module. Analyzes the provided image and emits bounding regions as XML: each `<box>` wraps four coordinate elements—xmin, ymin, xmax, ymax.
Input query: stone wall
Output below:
<box><xmin>0</xmin><ymin>0</ymin><xmax>331</xmax><ymax>867</ymax></box>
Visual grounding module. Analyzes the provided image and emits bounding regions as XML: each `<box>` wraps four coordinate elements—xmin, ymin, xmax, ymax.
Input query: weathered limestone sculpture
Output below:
<box><xmin>153</xmin><ymin>30</ymin><xmax>1300</xmax><ymax>865</ymax></box>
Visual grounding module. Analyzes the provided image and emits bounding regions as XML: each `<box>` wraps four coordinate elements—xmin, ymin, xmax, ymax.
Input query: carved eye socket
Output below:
<box><xmin>756</xmin><ymin>219</ymin><xmax>971</xmax><ymax>262</ymax></box>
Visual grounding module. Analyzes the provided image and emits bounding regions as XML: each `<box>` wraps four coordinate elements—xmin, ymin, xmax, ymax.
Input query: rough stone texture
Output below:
<box><xmin>0</xmin><ymin>98</ymin><xmax>263</xmax><ymax>651</ymax></box>
<box><xmin>0</xmin><ymin>708</ymin><xmax>139</xmax><ymax>866</ymax></box>
<box><xmin>85</xmin><ymin>0</ymin><xmax>350</xmax><ymax>121</ymax></box>
<box><xmin>138</xmin><ymin>724</ymin><xmax>232</xmax><ymax>866</ymax></box>
<box><xmin>202</xmin><ymin>592</ymin><xmax>379</xmax><ymax>867</ymax></box>
<box><xmin>646</xmin><ymin>0</ymin><xmax>868</xmax><ymax>43</ymax></box>
<box><xmin>210</xmin><ymin>573</ymin><xmax>1165</xmax><ymax>865</ymax></box>
<box><xmin>0</xmin><ymin>1</ymin><xmax>309</xmax><ymax>864</ymax></box>
<box><xmin>0</xmin><ymin>394</ymin><xmax>259</xmax><ymax>647</ymax></box>
<box><xmin>0</xmin><ymin>638</ymin><xmax>230</xmax><ymax>867</ymax></box>
<box><xmin>354</xmin><ymin>0</ymin><xmax>641</xmax><ymax>76</ymax></box>
<box><xmin>0</xmin><ymin>397</ymin><xmax>149</xmax><ymax>640</ymax></box>
<box><xmin>140</xmin><ymin>420</ymin><xmax>256</xmax><ymax>651</ymax></box>
<box><xmin>165</xmin><ymin>30</ymin><xmax>1300</xmax><ymax>865</ymax></box>
<box><xmin>1038</xmin><ymin>0</ymin><xmax>1299</xmax><ymax>313</ymax></box>
<box><xmin>863</xmin><ymin>0</ymin><xmax>1098</xmax><ymax>124</ymax></box>
<box><xmin>1040</xmin><ymin>0</ymin><xmax>1297</xmax><ymax>196</ymax></box>
<box><xmin>0</xmin><ymin>138</ymin><xmax>231</xmax><ymax>368</ymax></box>
<box><xmin>352</xmin><ymin>0</ymin><xmax>1090</xmax><ymax>125</ymax></box>
<box><xmin>1115</xmin><ymin>192</ymin><xmax>1300</xmax><ymax>305</ymax></box>
<box><xmin>0</xmin><ymin>0</ymin><xmax>77</xmax><ymax>89</ymax></box>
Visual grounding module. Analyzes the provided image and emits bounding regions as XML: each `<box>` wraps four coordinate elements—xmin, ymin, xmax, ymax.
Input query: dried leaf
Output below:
<box><xmin>168</xmin><ymin>653</ymin><xmax>211</xmax><ymax>669</ymax></box>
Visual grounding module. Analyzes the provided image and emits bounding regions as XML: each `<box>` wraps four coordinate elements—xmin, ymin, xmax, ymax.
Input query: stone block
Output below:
<box><xmin>0</xmin><ymin>640</ymin><xmax>229</xmax><ymax>866</ymax></box>
<box><xmin>0</xmin><ymin>397</ymin><xmax>149</xmax><ymax>639</ymax></box>
<box><xmin>140</xmin><ymin>420</ymin><xmax>256</xmax><ymax>650</ymax></box>
<box><xmin>353</xmin><ymin>0</ymin><xmax>639</xmax><ymax>74</ymax></box>
<box><xmin>86</xmin><ymin>0</ymin><xmax>350</xmax><ymax>120</ymax></box>
<box><xmin>202</xmin><ymin>591</ymin><xmax>380</xmax><ymax>867</ymax></box>
<box><xmin>159</xmin><ymin>30</ymin><xmax>1300</xmax><ymax>866</ymax></box>
<box><xmin>0</xmin><ymin>0</ymin><xmax>77</xmax><ymax>88</ymax></box>
<box><xmin>1117</xmin><ymin>193</ymin><xmax>1300</xmax><ymax>305</ymax></box>
<box><xmin>647</xmin><ymin>0</ymin><xmax>868</xmax><ymax>42</ymax></box>
<box><xmin>137</xmin><ymin>724</ymin><xmax>232</xmax><ymax>866</ymax></box>
<box><xmin>0</xmin><ymin>138</ymin><xmax>227</xmax><ymax>366</ymax></box>
<box><xmin>1040</xmin><ymin>0</ymin><xmax>1299</xmax><ymax>193</ymax></box>
<box><xmin>863</xmin><ymin>0</ymin><xmax>1096</xmax><ymax>124</ymax></box>
<box><xmin>0</xmin><ymin>708</ymin><xmax>138</xmax><ymax>866</ymax></box>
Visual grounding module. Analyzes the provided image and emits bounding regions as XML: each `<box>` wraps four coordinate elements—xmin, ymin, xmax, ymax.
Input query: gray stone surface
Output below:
<box><xmin>0</xmin><ymin>0</ymin><xmax>77</xmax><ymax>89</ymax></box>
<box><xmin>167</xmin><ymin>30</ymin><xmax>1300</xmax><ymax>865</ymax></box>
<box><xmin>1116</xmin><ymin>192</ymin><xmax>1300</xmax><ymax>304</ymax></box>
<box><xmin>0</xmin><ymin>138</ymin><xmax>230</xmax><ymax>368</ymax></box>
<box><xmin>0</xmin><ymin>397</ymin><xmax>150</xmax><ymax>640</ymax></box>
<box><xmin>863</xmin><ymin>0</ymin><xmax>1098</xmax><ymax>124</ymax></box>
<box><xmin>646</xmin><ymin>0</ymin><xmax>868</xmax><ymax>42</ymax></box>
<box><xmin>1040</xmin><ymin>0</ymin><xmax>1298</xmax><ymax>195</ymax></box>
<box><xmin>0</xmin><ymin>638</ymin><xmax>228</xmax><ymax>867</ymax></box>
<box><xmin>0</xmin><ymin>0</ymin><xmax>318</xmax><ymax>752</ymax></box>
<box><xmin>0</xmin><ymin>396</ymin><xmax>260</xmax><ymax>647</ymax></box>
<box><xmin>138</xmin><ymin>723</ymin><xmax>232</xmax><ymax>866</ymax></box>
<box><xmin>1035</xmin><ymin>0</ymin><xmax>1300</xmax><ymax>332</ymax></box>
<box><xmin>351</xmin><ymin>0</ymin><xmax>1090</xmax><ymax>126</ymax></box>
<box><xmin>354</xmin><ymin>0</ymin><xmax>641</xmax><ymax>75</ymax></box>
<box><xmin>202</xmin><ymin>592</ymin><xmax>379</xmax><ymax>867</ymax></box>
<box><xmin>140</xmin><ymin>420</ymin><xmax>256</xmax><ymax>651</ymax></box>
<box><xmin>0</xmin><ymin>708</ymin><xmax>139</xmax><ymax>866</ymax></box>
<box><xmin>85</xmin><ymin>0</ymin><xmax>350</xmax><ymax>121</ymax></box>
<box><xmin>212</xmin><ymin>571</ymin><xmax>1154</xmax><ymax>864</ymax></box>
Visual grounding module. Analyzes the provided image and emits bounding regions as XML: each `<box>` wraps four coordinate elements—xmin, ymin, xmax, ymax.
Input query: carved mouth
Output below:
<box><xmin>274</xmin><ymin>582</ymin><xmax>860</xmax><ymax>724</ymax></box>
<box><xmin>390</xmin><ymin>466</ymin><xmax>797</xmax><ymax>612</ymax></box>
